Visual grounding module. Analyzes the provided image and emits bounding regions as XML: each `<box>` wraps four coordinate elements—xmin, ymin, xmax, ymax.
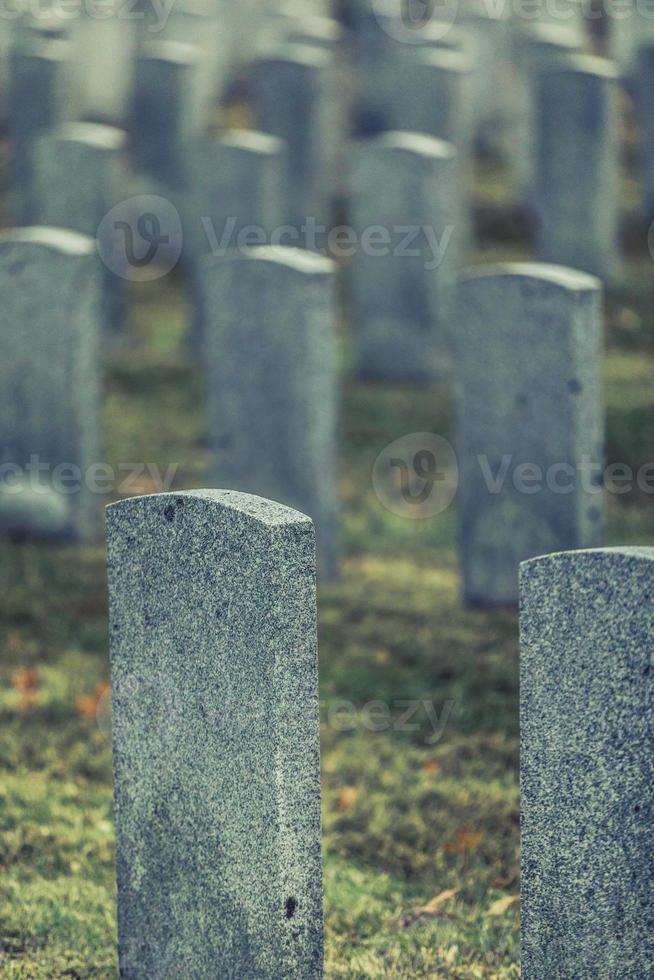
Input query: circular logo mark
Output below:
<box><xmin>372</xmin><ymin>0</ymin><xmax>459</xmax><ymax>44</ymax></box>
<box><xmin>96</xmin><ymin>194</ymin><xmax>183</xmax><ymax>282</ymax></box>
<box><xmin>372</xmin><ymin>432</ymin><xmax>458</xmax><ymax>519</ymax></box>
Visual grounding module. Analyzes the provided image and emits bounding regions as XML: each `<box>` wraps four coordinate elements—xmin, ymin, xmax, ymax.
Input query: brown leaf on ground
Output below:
<box><xmin>75</xmin><ymin>681</ymin><xmax>111</xmax><ymax>719</ymax></box>
<box><xmin>422</xmin><ymin>758</ymin><xmax>442</xmax><ymax>774</ymax></box>
<box><xmin>444</xmin><ymin>829</ymin><xmax>484</xmax><ymax>855</ymax></box>
<box><xmin>402</xmin><ymin>888</ymin><xmax>460</xmax><ymax>927</ymax></box>
<box><xmin>488</xmin><ymin>894</ymin><xmax>520</xmax><ymax>916</ymax></box>
<box><xmin>334</xmin><ymin>786</ymin><xmax>358</xmax><ymax>813</ymax></box>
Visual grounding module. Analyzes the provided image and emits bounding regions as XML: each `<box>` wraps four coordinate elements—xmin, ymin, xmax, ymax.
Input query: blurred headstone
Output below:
<box><xmin>201</xmin><ymin>247</ymin><xmax>340</xmax><ymax>579</ymax></box>
<box><xmin>349</xmin><ymin>132</ymin><xmax>461</xmax><ymax>382</ymax></box>
<box><xmin>252</xmin><ymin>43</ymin><xmax>331</xmax><ymax>230</ymax></box>
<box><xmin>107</xmin><ymin>489</ymin><xmax>323</xmax><ymax>978</ymax></box>
<box><xmin>636</xmin><ymin>43</ymin><xmax>654</xmax><ymax>224</ymax></box>
<box><xmin>69</xmin><ymin>0</ymin><xmax>137</xmax><ymax>124</ymax></box>
<box><xmin>0</xmin><ymin>228</ymin><xmax>102</xmax><ymax>542</ymax></box>
<box><xmin>386</xmin><ymin>48</ymin><xmax>471</xmax><ymax>150</ymax></box>
<box><xmin>32</xmin><ymin>122</ymin><xmax>128</xmax><ymax>344</ymax></box>
<box><xmin>535</xmin><ymin>55</ymin><xmax>620</xmax><ymax>281</ymax></box>
<box><xmin>521</xmin><ymin>547</ymin><xmax>654</xmax><ymax>977</ymax></box>
<box><xmin>456</xmin><ymin>264</ymin><xmax>604</xmax><ymax>607</ymax></box>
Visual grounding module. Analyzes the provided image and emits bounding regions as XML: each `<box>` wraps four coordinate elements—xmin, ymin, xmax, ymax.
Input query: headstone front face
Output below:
<box><xmin>456</xmin><ymin>264</ymin><xmax>604</xmax><ymax>607</ymax></box>
<box><xmin>535</xmin><ymin>55</ymin><xmax>619</xmax><ymax>281</ymax></box>
<box><xmin>69</xmin><ymin>2</ymin><xmax>137</xmax><ymax>123</ymax></box>
<box><xmin>251</xmin><ymin>44</ymin><xmax>330</xmax><ymax>230</ymax></box>
<box><xmin>350</xmin><ymin>131</ymin><xmax>461</xmax><ymax>382</ymax></box>
<box><xmin>636</xmin><ymin>44</ymin><xmax>654</xmax><ymax>223</ymax></box>
<box><xmin>0</xmin><ymin>229</ymin><xmax>102</xmax><ymax>542</ymax></box>
<box><xmin>521</xmin><ymin>547</ymin><xmax>654</xmax><ymax>978</ymax></box>
<box><xmin>8</xmin><ymin>38</ymin><xmax>70</xmax><ymax>224</ymax></box>
<box><xmin>187</xmin><ymin>130</ymin><xmax>286</xmax><ymax>349</ymax></box>
<box><xmin>130</xmin><ymin>41</ymin><xmax>200</xmax><ymax>190</ymax></box>
<box><xmin>386</xmin><ymin>49</ymin><xmax>471</xmax><ymax>149</ymax></box>
<box><xmin>107</xmin><ymin>490</ymin><xmax>323</xmax><ymax>979</ymax></box>
<box><xmin>202</xmin><ymin>247</ymin><xmax>339</xmax><ymax>578</ymax></box>
<box><xmin>32</xmin><ymin>123</ymin><xmax>128</xmax><ymax>343</ymax></box>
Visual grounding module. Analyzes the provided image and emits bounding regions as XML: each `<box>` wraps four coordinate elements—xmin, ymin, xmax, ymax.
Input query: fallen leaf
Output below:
<box><xmin>488</xmin><ymin>894</ymin><xmax>520</xmax><ymax>916</ymax></box>
<box><xmin>75</xmin><ymin>681</ymin><xmax>111</xmax><ymax>719</ymax></box>
<box><xmin>422</xmin><ymin>758</ymin><xmax>442</xmax><ymax>774</ymax></box>
<box><xmin>402</xmin><ymin>888</ymin><xmax>460</xmax><ymax>926</ymax></box>
<box><xmin>334</xmin><ymin>786</ymin><xmax>358</xmax><ymax>813</ymax></box>
<box><xmin>444</xmin><ymin>829</ymin><xmax>484</xmax><ymax>855</ymax></box>
<box><xmin>11</xmin><ymin>668</ymin><xmax>39</xmax><ymax>692</ymax></box>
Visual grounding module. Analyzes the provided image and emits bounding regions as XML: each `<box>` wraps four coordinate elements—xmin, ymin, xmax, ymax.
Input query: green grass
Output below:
<box><xmin>1</xmin><ymin>169</ymin><xmax>654</xmax><ymax>977</ymax></box>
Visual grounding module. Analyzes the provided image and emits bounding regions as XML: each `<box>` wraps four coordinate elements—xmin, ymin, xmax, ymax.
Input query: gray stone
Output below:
<box><xmin>186</xmin><ymin>129</ymin><xmax>286</xmax><ymax>350</ymax></box>
<box><xmin>8</xmin><ymin>37</ymin><xmax>70</xmax><ymax>224</ymax></box>
<box><xmin>251</xmin><ymin>43</ymin><xmax>331</xmax><ymax>230</ymax></box>
<box><xmin>386</xmin><ymin>48</ymin><xmax>472</xmax><ymax>150</ymax></box>
<box><xmin>107</xmin><ymin>489</ymin><xmax>323</xmax><ymax>979</ymax></box>
<box><xmin>520</xmin><ymin>546</ymin><xmax>654</xmax><ymax>978</ymax></box>
<box><xmin>455</xmin><ymin>263</ymin><xmax>604</xmax><ymax>607</ymax></box>
<box><xmin>535</xmin><ymin>55</ymin><xmax>620</xmax><ymax>281</ymax></box>
<box><xmin>510</xmin><ymin>23</ymin><xmax>583</xmax><ymax>208</ymax></box>
<box><xmin>349</xmin><ymin>131</ymin><xmax>461</xmax><ymax>382</ymax></box>
<box><xmin>636</xmin><ymin>43</ymin><xmax>654</xmax><ymax>223</ymax></box>
<box><xmin>0</xmin><ymin>228</ymin><xmax>102</xmax><ymax>542</ymax></box>
<box><xmin>201</xmin><ymin>247</ymin><xmax>340</xmax><ymax>579</ymax></box>
<box><xmin>129</xmin><ymin>41</ymin><xmax>200</xmax><ymax>191</ymax></box>
<box><xmin>32</xmin><ymin>123</ymin><xmax>128</xmax><ymax>344</ymax></box>
<box><xmin>69</xmin><ymin>1</ymin><xmax>137</xmax><ymax>123</ymax></box>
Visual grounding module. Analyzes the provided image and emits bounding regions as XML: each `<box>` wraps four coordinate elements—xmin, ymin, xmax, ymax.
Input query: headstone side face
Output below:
<box><xmin>350</xmin><ymin>134</ymin><xmax>461</xmax><ymax>382</ymax></box>
<box><xmin>107</xmin><ymin>490</ymin><xmax>323</xmax><ymax>980</ymax></box>
<box><xmin>0</xmin><ymin>231</ymin><xmax>102</xmax><ymax>541</ymax></box>
<box><xmin>520</xmin><ymin>547</ymin><xmax>654</xmax><ymax>978</ymax></box>
<box><xmin>456</xmin><ymin>266</ymin><xmax>604</xmax><ymax>606</ymax></box>
<box><xmin>202</xmin><ymin>249</ymin><xmax>340</xmax><ymax>578</ymax></box>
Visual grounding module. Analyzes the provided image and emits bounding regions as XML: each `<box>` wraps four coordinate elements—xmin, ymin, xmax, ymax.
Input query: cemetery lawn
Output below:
<box><xmin>2</xmin><ymin>255</ymin><xmax>654</xmax><ymax>978</ymax></box>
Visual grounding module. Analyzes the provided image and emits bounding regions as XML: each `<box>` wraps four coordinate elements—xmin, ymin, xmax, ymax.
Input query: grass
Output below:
<box><xmin>1</xmin><ymin>167</ymin><xmax>654</xmax><ymax>977</ymax></box>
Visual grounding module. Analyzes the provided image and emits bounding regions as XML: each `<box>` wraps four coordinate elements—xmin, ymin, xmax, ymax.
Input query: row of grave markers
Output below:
<box><xmin>1</xmin><ymin>0</ymin><xmax>653</xmax><ymax>975</ymax></box>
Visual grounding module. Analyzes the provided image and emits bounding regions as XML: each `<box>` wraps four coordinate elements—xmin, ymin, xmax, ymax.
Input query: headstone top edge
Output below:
<box><xmin>458</xmin><ymin>262</ymin><xmax>601</xmax><ymax>293</ymax></box>
<box><xmin>205</xmin><ymin>245</ymin><xmax>335</xmax><ymax>276</ymax></box>
<box><xmin>0</xmin><ymin>227</ymin><xmax>96</xmax><ymax>257</ymax></box>
<box><xmin>518</xmin><ymin>21</ymin><xmax>584</xmax><ymax>49</ymax></box>
<box><xmin>218</xmin><ymin>129</ymin><xmax>285</xmax><ymax>155</ymax></box>
<box><xmin>106</xmin><ymin>490</ymin><xmax>315</xmax><ymax>531</ymax></box>
<box><xmin>412</xmin><ymin>47</ymin><xmax>472</xmax><ymax>72</ymax></box>
<box><xmin>139</xmin><ymin>40</ymin><xmax>201</xmax><ymax>64</ymax></box>
<box><xmin>520</xmin><ymin>546</ymin><xmax>654</xmax><ymax>576</ymax></box>
<box><xmin>48</xmin><ymin>122</ymin><xmax>127</xmax><ymax>150</ymax></box>
<box><xmin>359</xmin><ymin>130</ymin><xmax>457</xmax><ymax>160</ymax></box>
<box><xmin>543</xmin><ymin>52</ymin><xmax>618</xmax><ymax>79</ymax></box>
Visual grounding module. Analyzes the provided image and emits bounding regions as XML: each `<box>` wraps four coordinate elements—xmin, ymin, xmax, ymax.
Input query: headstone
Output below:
<box><xmin>7</xmin><ymin>37</ymin><xmax>70</xmax><ymax>224</ymax></box>
<box><xmin>186</xmin><ymin>130</ymin><xmax>286</xmax><ymax>349</ymax></box>
<box><xmin>456</xmin><ymin>264</ymin><xmax>604</xmax><ymax>607</ymax></box>
<box><xmin>610</xmin><ymin>4</ymin><xmax>654</xmax><ymax>83</ymax></box>
<box><xmin>535</xmin><ymin>55</ymin><xmax>620</xmax><ymax>281</ymax></box>
<box><xmin>107</xmin><ymin>489</ymin><xmax>323</xmax><ymax>978</ymax></box>
<box><xmin>349</xmin><ymin>131</ymin><xmax>461</xmax><ymax>382</ymax></box>
<box><xmin>521</xmin><ymin>547</ymin><xmax>654</xmax><ymax>977</ymax></box>
<box><xmin>636</xmin><ymin>43</ymin><xmax>654</xmax><ymax>224</ymax></box>
<box><xmin>69</xmin><ymin>1</ymin><xmax>137</xmax><ymax>124</ymax></box>
<box><xmin>251</xmin><ymin>43</ymin><xmax>331</xmax><ymax>231</ymax></box>
<box><xmin>386</xmin><ymin>48</ymin><xmax>472</xmax><ymax>150</ymax></box>
<box><xmin>201</xmin><ymin>247</ymin><xmax>340</xmax><ymax>579</ymax></box>
<box><xmin>456</xmin><ymin>4</ymin><xmax>513</xmax><ymax>159</ymax></box>
<box><xmin>32</xmin><ymin>123</ymin><xmax>128</xmax><ymax>344</ymax></box>
<box><xmin>0</xmin><ymin>228</ymin><xmax>102</xmax><ymax>542</ymax></box>
<box><xmin>509</xmin><ymin>23</ymin><xmax>583</xmax><ymax>209</ymax></box>
<box><xmin>129</xmin><ymin>41</ymin><xmax>200</xmax><ymax>191</ymax></box>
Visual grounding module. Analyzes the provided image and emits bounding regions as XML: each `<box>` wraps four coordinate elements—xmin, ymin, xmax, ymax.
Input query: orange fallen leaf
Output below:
<box><xmin>75</xmin><ymin>681</ymin><xmax>111</xmax><ymax>719</ymax></box>
<box><xmin>422</xmin><ymin>758</ymin><xmax>442</xmax><ymax>774</ymax></box>
<box><xmin>402</xmin><ymin>887</ymin><xmax>460</xmax><ymax>926</ymax></box>
<box><xmin>334</xmin><ymin>786</ymin><xmax>358</xmax><ymax>813</ymax></box>
<box><xmin>488</xmin><ymin>894</ymin><xmax>520</xmax><ymax>916</ymax></box>
<box><xmin>444</xmin><ymin>829</ymin><xmax>484</xmax><ymax>855</ymax></box>
<box><xmin>12</xmin><ymin>668</ymin><xmax>40</xmax><ymax>692</ymax></box>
